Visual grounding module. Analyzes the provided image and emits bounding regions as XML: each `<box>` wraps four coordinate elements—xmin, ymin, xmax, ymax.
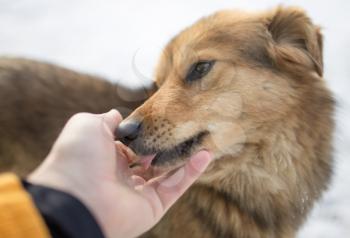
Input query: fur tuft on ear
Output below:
<box><xmin>265</xmin><ymin>7</ymin><xmax>323</xmax><ymax>76</ymax></box>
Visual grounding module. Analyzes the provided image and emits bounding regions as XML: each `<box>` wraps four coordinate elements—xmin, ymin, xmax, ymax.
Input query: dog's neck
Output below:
<box><xmin>194</xmin><ymin>116</ymin><xmax>328</xmax><ymax>237</ymax></box>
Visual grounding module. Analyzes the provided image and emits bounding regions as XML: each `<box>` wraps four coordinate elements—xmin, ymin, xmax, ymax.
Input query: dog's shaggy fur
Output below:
<box><xmin>0</xmin><ymin>7</ymin><xmax>334</xmax><ymax>238</ymax></box>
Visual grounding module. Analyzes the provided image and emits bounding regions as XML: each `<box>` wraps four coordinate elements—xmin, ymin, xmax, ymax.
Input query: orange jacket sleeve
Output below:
<box><xmin>0</xmin><ymin>173</ymin><xmax>50</xmax><ymax>238</ymax></box>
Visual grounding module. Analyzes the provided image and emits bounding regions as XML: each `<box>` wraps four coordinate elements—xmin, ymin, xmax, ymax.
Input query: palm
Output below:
<box><xmin>29</xmin><ymin>110</ymin><xmax>211</xmax><ymax>238</ymax></box>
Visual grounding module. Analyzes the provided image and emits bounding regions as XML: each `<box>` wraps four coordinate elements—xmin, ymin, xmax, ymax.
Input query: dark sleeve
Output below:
<box><xmin>22</xmin><ymin>181</ymin><xmax>105</xmax><ymax>238</ymax></box>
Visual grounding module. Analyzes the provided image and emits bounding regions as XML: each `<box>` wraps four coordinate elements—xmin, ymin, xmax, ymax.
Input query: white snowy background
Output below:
<box><xmin>0</xmin><ymin>0</ymin><xmax>349</xmax><ymax>237</ymax></box>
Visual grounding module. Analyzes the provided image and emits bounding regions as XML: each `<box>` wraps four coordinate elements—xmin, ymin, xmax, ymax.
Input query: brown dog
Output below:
<box><xmin>119</xmin><ymin>6</ymin><xmax>335</xmax><ymax>238</ymax></box>
<box><xmin>0</xmin><ymin>6</ymin><xmax>334</xmax><ymax>238</ymax></box>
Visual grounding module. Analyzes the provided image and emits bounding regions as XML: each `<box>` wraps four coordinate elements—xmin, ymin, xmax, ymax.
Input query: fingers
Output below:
<box><xmin>115</xmin><ymin>142</ymin><xmax>148</xmax><ymax>187</ymax></box>
<box><xmin>144</xmin><ymin>150</ymin><xmax>212</xmax><ymax>213</ymax></box>
<box><xmin>115</xmin><ymin>141</ymin><xmax>132</xmax><ymax>172</ymax></box>
<box><xmin>131</xmin><ymin>175</ymin><xmax>146</xmax><ymax>186</ymax></box>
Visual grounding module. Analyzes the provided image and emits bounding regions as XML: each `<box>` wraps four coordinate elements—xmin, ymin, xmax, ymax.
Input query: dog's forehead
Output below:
<box><xmin>169</xmin><ymin>14</ymin><xmax>267</xmax><ymax>61</ymax></box>
<box><xmin>154</xmin><ymin>10</ymin><xmax>270</xmax><ymax>85</ymax></box>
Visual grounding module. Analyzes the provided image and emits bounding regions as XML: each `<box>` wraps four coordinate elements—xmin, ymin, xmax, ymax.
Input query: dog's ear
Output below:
<box><xmin>265</xmin><ymin>7</ymin><xmax>323</xmax><ymax>76</ymax></box>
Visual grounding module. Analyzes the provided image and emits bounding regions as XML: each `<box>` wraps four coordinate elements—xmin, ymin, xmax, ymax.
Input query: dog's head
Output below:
<box><xmin>116</xmin><ymin>7</ymin><xmax>324</xmax><ymax>175</ymax></box>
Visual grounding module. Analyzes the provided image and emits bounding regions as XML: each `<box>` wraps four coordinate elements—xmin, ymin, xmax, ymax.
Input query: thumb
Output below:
<box><xmin>147</xmin><ymin>151</ymin><xmax>212</xmax><ymax>212</ymax></box>
<box><xmin>100</xmin><ymin>109</ymin><xmax>123</xmax><ymax>133</ymax></box>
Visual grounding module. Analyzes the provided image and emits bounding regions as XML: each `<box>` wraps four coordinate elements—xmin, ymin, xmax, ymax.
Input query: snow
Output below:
<box><xmin>0</xmin><ymin>0</ymin><xmax>349</xmax><ymax>236</ymax></box>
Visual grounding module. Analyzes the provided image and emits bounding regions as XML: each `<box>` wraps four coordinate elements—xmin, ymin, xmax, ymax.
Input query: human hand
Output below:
<box><xmin>28</xmin><ymin>110</ymin><xmax>212</xmax><ymax>238</ymax></box>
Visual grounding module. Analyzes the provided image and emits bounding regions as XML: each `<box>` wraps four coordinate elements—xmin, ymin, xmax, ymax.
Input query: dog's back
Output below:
<box><xmin>0</xmin><ymin>57</ymin><xmax>149</xmax><ymax>175</ymax></box>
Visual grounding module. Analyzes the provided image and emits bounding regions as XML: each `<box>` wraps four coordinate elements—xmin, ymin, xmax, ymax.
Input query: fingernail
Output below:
<box><xmin>190</xmin><ymin>151</ymin><xmax>212</xmax><ymax>172</ymax></box>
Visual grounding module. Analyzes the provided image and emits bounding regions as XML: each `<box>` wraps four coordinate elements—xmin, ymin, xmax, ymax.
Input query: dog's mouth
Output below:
<box><xmin>150</xmin><ymin>131</ymin><xmax>209</xmax><ymax>166</ymax></box>
<box><xmin>117</xmin><ymin>131</ymin><xmax>209</xmax><ymax>178</ymax></box>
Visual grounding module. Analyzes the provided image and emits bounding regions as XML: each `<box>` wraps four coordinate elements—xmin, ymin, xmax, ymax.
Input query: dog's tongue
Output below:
<box><xmin>115</xmin><ymin>141</ymin><xmax>156</xmax><ymax>170</ymax></box>
<box><xmin>137</xmin><ymin>154</ymin><xmax>156</xmax><ymax>170</ymax></box>
<box><xmin>116</xmin><ymin>142</ymin><xmax>176</xmax><ymax>180</ymax></box>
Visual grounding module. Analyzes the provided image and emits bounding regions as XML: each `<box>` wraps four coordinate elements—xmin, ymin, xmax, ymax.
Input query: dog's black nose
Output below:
<box><xmin>115</xmin><ymin>119</ymin><xmax>142</xmax><ymax>143</ymax></box>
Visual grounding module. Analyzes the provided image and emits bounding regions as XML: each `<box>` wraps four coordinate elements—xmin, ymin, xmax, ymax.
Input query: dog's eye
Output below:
<box><xmin>186</xmin><ymin>60</ymin><xmax>215</xmax><ymax>82</ymax></box>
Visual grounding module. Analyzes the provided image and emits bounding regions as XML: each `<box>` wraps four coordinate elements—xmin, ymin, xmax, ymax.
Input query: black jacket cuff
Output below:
<box><xmin>23</xmin><ymin>180</ymin><xmax>105</xmax><ymax>238</ymax></box>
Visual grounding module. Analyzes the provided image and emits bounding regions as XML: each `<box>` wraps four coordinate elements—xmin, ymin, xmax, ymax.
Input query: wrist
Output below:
<box><xmin>23</xmin><ymin>180</ymin><xmax>105</xmax><ymax>238</ymax></box>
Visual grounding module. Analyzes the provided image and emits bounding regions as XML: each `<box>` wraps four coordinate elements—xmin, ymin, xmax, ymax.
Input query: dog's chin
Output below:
<box><xmin>131</xmin><ymin>131</ymin><xmax>209</xmax><ymax>178</ymax></box>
